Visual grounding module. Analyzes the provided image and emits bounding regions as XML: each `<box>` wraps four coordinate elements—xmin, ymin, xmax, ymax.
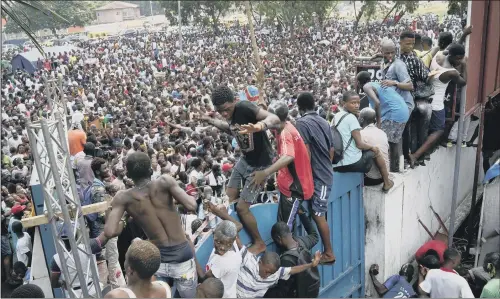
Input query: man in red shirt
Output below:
<box><xmin>250</xmin><ymin>101</ymin><xmax>314</xmax><ymax>230</ymax></box>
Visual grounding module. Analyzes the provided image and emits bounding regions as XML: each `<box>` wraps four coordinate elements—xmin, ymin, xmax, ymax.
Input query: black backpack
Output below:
<box><xmin>281</xmin><ymin>246</ymin><xmax>320</xmax><ymax>298</ymax></box>
<box><xmin>331</xmin><ymin>112</ymin><xmax>353</xmax><ymax>164</ymax></box>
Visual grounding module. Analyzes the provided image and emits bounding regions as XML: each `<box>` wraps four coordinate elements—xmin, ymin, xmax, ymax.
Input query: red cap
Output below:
<box><xmin>11</xmin><ymin>205</ymin><xmax>26</xmax><ymax>215</ymax></box>
<box><xmin>222</xmin><ymin>163</ymin><xmax>233</xmax><ymax>172</ymax></box>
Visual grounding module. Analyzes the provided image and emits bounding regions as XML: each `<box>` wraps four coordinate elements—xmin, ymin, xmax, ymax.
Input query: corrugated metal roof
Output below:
<box><xmin>95</xmin><ymin>1</ymin><xmax>139</xmax><ymax>11</ymax></box>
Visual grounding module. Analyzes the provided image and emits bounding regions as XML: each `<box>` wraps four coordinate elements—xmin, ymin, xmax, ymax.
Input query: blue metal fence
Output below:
<box><xmin>196</xmin><ymin>172</ymin><xmax>365</xmax><ymax>298</ymax></box>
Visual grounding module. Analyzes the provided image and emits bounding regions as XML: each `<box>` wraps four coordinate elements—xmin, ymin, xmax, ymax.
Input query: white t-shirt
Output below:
<box><xmin>16</xmin><ymin>232</ymin><xmax>32</xmax><ymax>266</ymax></box>
<box><xmin>420</xmin><ymin>269</ymin><xmax>474</xmax><ymax>298</ymax></box>
<box><xmin>71</xmin><ymin>111</ymin><xmax>84</xmax><ymax>125</ymax></box>
<box><xmin>206</xmin><ymin>245</ymin><xmax>242</xmax><ymax>298</ymax></box>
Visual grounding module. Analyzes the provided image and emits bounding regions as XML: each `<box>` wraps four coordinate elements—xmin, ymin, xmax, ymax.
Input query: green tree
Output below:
<box><xmin>4</xmin><ymin>1</ymin><xmax>97</xmax><ymax>37</ymax></box>
<box><xmin>301</xmin><ymin>1</ymin><xmax>338</xmax><ymax>35</ymax></box>
<box><xmin>352</xmin><ymin>1</ymin><xmax>376</xmax><ymax>31</ymax></box>
<box><xmin>447</xmin><ymin>0</ymin><xmax>467</xmax><ymax>16</ymax></box>
<box><xmin>252</xmin><ymin>1</ymin><xmax>308</xmax><ymax>37</ymax></box>
<box><xmin>1</xmin><ymin>0</ymin><xmax>70</xmax><ymax>53</ymax></box>
<box><xmin>161</xmin><ymin>1</ymin><xmax>232</xmax><ymax>34</ymax></box>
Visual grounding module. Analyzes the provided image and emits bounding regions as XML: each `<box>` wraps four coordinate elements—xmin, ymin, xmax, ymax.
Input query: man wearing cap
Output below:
<box><xmin>8</xmin><ymin>204</ymin><xmax>25</xmax><ymax>262</ymax></box>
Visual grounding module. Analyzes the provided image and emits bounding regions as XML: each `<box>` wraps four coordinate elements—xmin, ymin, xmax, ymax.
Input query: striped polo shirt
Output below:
<box><xmin>236</xmin><ymin>246</ymin><xmax>291</xmax><ymax>298</ymax></box>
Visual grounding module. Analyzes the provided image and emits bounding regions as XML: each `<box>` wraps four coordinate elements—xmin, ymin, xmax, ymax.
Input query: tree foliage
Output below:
<box><xmin>4</xmin><ymin>1</ymin><xmax>97</xmax><ymax>36</ymax></box>
<box><xmin>447</xmin><ymin>0</ymin><xmax>467</xmax><ymax>16</ymax></box>
<box><xmin>161</xmin><ymin>1</ymin><xmax>232</xmax><ymax>34</ymax></box>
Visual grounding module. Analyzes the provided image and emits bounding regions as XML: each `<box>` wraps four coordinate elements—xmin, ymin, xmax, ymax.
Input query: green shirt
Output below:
<box><xmin>481</xmin><ymin>278</ymin><xmax>500</xmax><ymax>298</ymax></box>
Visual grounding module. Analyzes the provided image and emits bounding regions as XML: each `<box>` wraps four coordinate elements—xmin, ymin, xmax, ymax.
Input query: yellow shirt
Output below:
<box><xmin>414</xmin><ymin>49</ymin><xmax>433</xmax><ymax>68</ymax></box>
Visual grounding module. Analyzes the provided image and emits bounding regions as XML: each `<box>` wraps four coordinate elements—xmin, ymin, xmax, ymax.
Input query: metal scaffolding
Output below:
<box><xmin>26</xmin><ymin>77</ymin><xmax>101</xmax><ymax>298</ymax></box>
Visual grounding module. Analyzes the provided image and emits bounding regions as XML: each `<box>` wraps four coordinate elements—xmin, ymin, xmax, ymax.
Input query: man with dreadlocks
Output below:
<box><xmin>104</xmin><ymin>152</ymin><xmax>198</xmax><ymax>298</ymax></box>
<box><xmin>105</xmin><ymin>239</ymin><xmax>172</xmax><ymax>298</ymax></box>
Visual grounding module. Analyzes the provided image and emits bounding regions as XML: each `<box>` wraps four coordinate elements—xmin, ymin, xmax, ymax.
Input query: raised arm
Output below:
<box><xmin>289</xmin><ymin>251</ymin><xmax>321</xmax><ymax>275</ymax></box>
<box><xmin>208</xmin><ymin>202</ymin><xmax>243</xmax><ymax>232</ymax></box>
<box><xmin>104</xmin><ymin>191</ymin><xmax>126</xmax><ymax>239</ymax></box>
<box><xmin>162</xmin><ymin>174</ymin><xmax>197</xmax><ymax>212</ymax></box>
<box><xmin>201</xmin><ymin>115</ymin><xmax>231</xmax><ymax>132</ymax></box>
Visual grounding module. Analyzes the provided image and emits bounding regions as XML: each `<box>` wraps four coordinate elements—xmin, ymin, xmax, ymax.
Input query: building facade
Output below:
<box><xmin>95</xmin><ymin>1</ymin><xmax>140</xmax><ymax>24</ymax></box>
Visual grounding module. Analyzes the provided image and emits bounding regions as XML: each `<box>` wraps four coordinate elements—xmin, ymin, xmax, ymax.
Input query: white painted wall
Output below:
<box><xmin>363</xmin><ymin>146</ymin><xmax>481</xmax><ymax>297</ymax></box>
<box><xmin>96</xmin><ymin>10</ymin><xmax>124</xmax><ymax>24</ymax></box>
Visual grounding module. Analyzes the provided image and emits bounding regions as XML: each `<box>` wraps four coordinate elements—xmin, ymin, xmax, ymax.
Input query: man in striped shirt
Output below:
<box><xmin>236</xmin><ymin>244</ymin><xmax>320</xmax><ymax>298</ymax></box>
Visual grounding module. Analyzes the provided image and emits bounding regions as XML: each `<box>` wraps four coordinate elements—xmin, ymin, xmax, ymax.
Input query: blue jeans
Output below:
<box><xmin>155</xmin><ymin>258</ymin><xmax>197</xmax><ymax>298</ymax></box>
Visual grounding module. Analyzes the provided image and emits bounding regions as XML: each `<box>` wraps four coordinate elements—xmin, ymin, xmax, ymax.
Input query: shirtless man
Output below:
<box><xmin>104</xmin><ymin>152</ymin><xmax>198</xmax><ymax>298</ymax></box>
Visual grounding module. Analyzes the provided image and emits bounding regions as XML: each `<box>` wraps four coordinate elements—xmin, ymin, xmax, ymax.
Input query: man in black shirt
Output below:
<box><xmin>202</xmin><ymin>86</ymin><xmax>280</xmax><ymax>255</ymax></box>
<box><xmin>266</xmin><ymin>210</ymin><xmax>320</xmax><ymax>298</ymax></box>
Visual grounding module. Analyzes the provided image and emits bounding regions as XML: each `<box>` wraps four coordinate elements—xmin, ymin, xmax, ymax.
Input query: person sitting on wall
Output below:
<box><xmin>332</xmin><ymin>91</ymin><xmax>393</xmax><ymax>192</ymax></box>
<box><xmin>358</xmin><ymin>108</ymin><xmax>391</xmax><ymax>187</ymax></box>
<box><xmin>369</xmin><ymin>263</ymin><xmax>417</xmax><ymax>298</ymax></box>
<box><xmin>357</xmin><ymin>71</ymin><xmax>409</xmax><ymax>173</ymax></box>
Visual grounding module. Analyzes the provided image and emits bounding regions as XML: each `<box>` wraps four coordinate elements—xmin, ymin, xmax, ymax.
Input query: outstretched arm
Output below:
<box><xmin>162</xmin><ymin>174</ymin><xmax>197</xmax><ymax>212</ymax></box>
<box><xmin>201</xmin><ymin>115</ymin><xmax>231</xmax><ymax>132</ymax></box>
<box><xmin>208</xmin><ymin>202</ymin><xmax>243</xmax><ymax>232</ymax></box>
<box><xmin>104</xmin><ymin>191</ymin><xmax>126</xmax><ymax>239</ymax></box>
<box><xmin>289</xmin><ymin>251</ymin><xmax>321</xmax><ymax>275</ymax></box>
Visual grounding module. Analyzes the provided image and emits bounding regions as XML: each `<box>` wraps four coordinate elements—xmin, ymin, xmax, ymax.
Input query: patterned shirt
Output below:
<box><xmin>399</xmin><ymin>51</ymin><xmax>430</xmax><ymax>90</ymax></box>
<box><xmin>237</xmin><ymin>246</ymin><xmax>291</xmax><ymax>298</ymax></box>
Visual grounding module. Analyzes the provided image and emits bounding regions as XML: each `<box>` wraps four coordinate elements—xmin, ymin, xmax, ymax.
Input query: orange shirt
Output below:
<box><xmin>68</xmin><ymin>129</ymin><xmax>86</xmax><ymax>155</ymax></box>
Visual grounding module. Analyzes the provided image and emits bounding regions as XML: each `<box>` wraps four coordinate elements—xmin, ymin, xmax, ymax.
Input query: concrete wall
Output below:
<box><xmin>96</xmin><ymin>9</ymin><xmax>124</xmax><ymax>24</ymax></box>
<box><xmin>122</xmin><ymin>8</ymin><xmax>141</xmax><ymax>20</ymax></box>
<box><xmin>363</xmin><ymin>146</ymin><xmax>481</xmax><ymax>297</ymax></box>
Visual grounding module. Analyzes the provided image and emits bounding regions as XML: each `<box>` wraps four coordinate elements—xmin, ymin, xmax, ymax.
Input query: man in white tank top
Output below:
<box><xmin>408</xmin><ymin>44</ymin><xmax>467</xmax><ymax>167</ymax></box>
<box><xmin>105</xmin><ymin>240</ymin><xmax>172</xmax><ymax>298</ymax></box>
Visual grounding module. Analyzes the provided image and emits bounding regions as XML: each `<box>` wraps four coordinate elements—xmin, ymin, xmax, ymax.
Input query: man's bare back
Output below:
<box><xmin>104</xmin><ymin>174</ymin><xmax>197</xmax><ymax>247</ymax></box>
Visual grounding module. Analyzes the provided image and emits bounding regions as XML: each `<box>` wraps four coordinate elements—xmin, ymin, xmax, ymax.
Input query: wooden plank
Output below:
<box><xmin>21</xmin><ymin>202</ymin><xmax>109</xmax><ymax>228</ymax></box>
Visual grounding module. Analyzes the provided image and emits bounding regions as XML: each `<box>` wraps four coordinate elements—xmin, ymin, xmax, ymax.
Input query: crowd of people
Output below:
<box><xmin>1</xmin><ymin>10</ymin><xmax>499</xmax><ymax>299</ymax></box>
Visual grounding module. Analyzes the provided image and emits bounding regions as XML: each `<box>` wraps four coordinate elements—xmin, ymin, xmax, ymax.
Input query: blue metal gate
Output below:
<box><xmin>196</xmin><ymin>172</ymin><xmax>365</xmax><ymax>298</ymax></box>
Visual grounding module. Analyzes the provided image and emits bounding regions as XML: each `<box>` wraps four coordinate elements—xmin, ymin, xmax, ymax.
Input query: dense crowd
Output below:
<box><xmin>1</xmin><ymin>11</ymin><xmax>499</xmax><ymax>299</ymax></box>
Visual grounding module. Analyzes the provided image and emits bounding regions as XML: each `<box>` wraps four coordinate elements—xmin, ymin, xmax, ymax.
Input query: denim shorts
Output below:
<box><xmin>429</xmin><ymin>109</ymin><xmax>445</xmax><ymax>133</ymax></box>
<box><xmin>155</xmin><ymin>258</ymin><xmax>197</xmax><ymax>298</ymax></box>
<box><xmin>227</xmin><ymin>158</ymin><xmax>269</xmax><ymax>203</ymax></box>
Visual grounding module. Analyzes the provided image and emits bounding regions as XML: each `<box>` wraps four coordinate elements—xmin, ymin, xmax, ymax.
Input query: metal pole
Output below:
<box><xmin>41</xmin><ymin>118</ymin><xmax>91</xmax><ymax>297</ymax></box>
<box><xmin>150</xmin><ymin>0</ymin><xmax>154</xmax><ymax>16</ymax></box>
<box><xmin>466</xmin><ymin>0</ymin><xmax>490</xmax><ymax>257</ymax></box>
<box><xmin>448</xmin><ymin>0</ymin><xmax>472</xmax><ymax>247</ymax></box>
<box><xmin>27</xmin><ymin>123</ymin><xmax>78</xmax><ymax>298</ymax></box>
<box><xmin>448</xmin><ymin>87</ymin><xmax>466</xmax><ymax>247</ymax></box>
<box><xmin>178</xmin><ymin>0</ymin><xmax>182</xmax><ymax>52</ymax></box>
<box><xmin>54</xmin><ymin>112</ymin><xmax>102</xmax><ymax>297</ymax></box>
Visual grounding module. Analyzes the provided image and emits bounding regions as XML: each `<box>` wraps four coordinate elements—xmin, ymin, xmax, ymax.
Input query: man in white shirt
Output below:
<box><xmin>418</xmin><ymin>248</ymin><xmax>474</xmax><ymax>298</ymax></box>
<box><xmin>12</xmin><ymin>221</ymin><xmax>31</xmax><ymax>266</ymax></box>
<box><xmin>198</xmin><ymin>206</ymin><xmax>243</xmax><ymax>298</ymax></box>
<box><xmin>71</xmin><ymin>105</ymin><xmax>84</xmax><ymax>125</ymax></box>
<box><xmin>359</xmin><ymin>108</ymin><xmax>390</xmax><ymax>186</ymax></box>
